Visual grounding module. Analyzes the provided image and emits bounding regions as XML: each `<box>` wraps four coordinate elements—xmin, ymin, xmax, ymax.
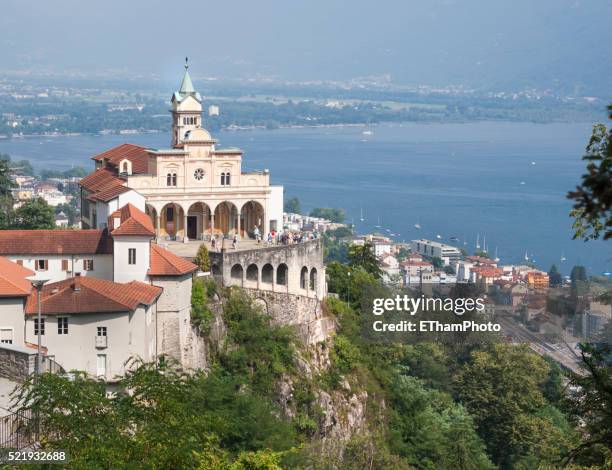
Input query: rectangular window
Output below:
<box><xmin>0</xmin><ymin>328</ymin><xmax>13</xmax><ymax>344</ymax></box>
<box><xmin>83</xmin><ymin>259</ymin><xmax>94</xmax><ymax>271</ymax></box>
<box><xmin>97</xmin><ymin>354</ymin><xmax>107</xmax><ymax>377</ymax></box>
<box><xmin>34</xmin><ymin>319</ymin><xmax>45</xmax><ymax>336</ymax></box>
<box><xmin>57</xmin><ymin>317</ymin><xmax>68</xmax><ymax>335</ymax></box>
<box><xmin>97</xmin><ymin>326</ymin><xmax>107</xmax><ymax>337</ymax></box>
<box><xmin>36</xmin><ymin>259</ymin><xmax>48</xmax><ymax>271</ymax></box>
<box><xmin>61</xmin><ymin>259</ymin><xmax>69</xmax><ymax>271</ymax></box>
<box><xmin>128</xmin><ymin>248</ymin><xmax>136</xmax><ymax>265</ymax></box>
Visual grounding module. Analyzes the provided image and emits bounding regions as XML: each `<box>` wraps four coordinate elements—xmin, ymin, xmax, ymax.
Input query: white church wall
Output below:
<box><xmin>268</xmin><ymin>185</ymin><xmax>284</xmax><ymax>233</ymax></box>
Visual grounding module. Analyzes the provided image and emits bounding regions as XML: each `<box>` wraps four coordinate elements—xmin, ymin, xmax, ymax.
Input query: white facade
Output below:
<box><xmin>0</xmin><ymin>298</ymin><xmax>26</xmax><ymax>346</ymax></box>
<box><xmin>411</xmin><ymin>239</ymin><xmax>462</xmax><ymax>266</ymax></box>
<box><xmin>24</xmin><ymin>305</ymin><xmax>157</xmax><ymax>380</ymax></box>
<box><xmin>112</xmin><ymin>236</ymin><xmax>151</xmax><ymax>283</ymax></box>
<box><xmin>5</xmin><ymin>254</ymin><xmax>113</xmax><ymax>283</ymax></box>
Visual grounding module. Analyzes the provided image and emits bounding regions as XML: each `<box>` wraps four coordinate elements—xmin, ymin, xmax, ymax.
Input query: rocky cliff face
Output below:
<box><xmin>187</xmin><ymin>288</ymin><xmax>370</xmax><ymax>450</ymax></box>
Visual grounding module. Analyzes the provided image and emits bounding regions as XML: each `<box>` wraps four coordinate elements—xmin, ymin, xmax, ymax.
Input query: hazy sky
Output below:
<box><xmin>2</xmin><ymin>0</ymin><xmax>611</xmax><ymax>94</ymax></box>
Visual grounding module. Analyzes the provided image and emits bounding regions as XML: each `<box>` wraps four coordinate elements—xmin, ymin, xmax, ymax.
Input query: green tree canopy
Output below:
<box><xmin>283</xmin><ymin>197</ymin><xmax>301</xmax><ymax>214</ymax></box>
<box><xmin>347</xmin><ymin>241</ymin><xmax>382</xmax><ymax>279</ymax></box>
<box><xmin>13</xmin><ymin>197</ymin><xmax>55</xmax><ymax>229</ymax></box>
<box><xmin>195</xmin><ymin>243</ymin><xmax>211</xmax><ymax>272</ymax></box>
<box><xmin>568</xmin><ymin>105</ymin><xmax>612</xmax><ymax>241</ymax></box>
<box><xmin>309</xmin><ymin>207</ymin><xmax>345</xmax><ymax>223</ymax></box>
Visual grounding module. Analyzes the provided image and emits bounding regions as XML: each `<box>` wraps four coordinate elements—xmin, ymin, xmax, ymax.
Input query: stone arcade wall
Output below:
<box><xmin>210</xmin><ymin>239</ymin><xmax>327</xmax><ymax>299</ymax></box>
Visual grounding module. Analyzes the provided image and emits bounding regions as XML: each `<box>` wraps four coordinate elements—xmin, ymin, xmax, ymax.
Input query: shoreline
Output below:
<box><xmin>0</xmin><ymin>118</ymin><xmax>599</xmax><ymax>141</ymax></box>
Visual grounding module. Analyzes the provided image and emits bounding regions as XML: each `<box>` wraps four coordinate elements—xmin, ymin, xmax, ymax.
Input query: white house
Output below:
<box><xmin>0</xmin><ymin>202</ymin><xmax>198</xmax><ymax>379</ymax></box>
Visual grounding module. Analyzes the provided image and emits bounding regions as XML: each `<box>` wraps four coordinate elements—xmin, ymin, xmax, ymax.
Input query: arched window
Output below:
<box><xmin>172</xmin><ymin>173</ymin><xmax>177</xmax><ymax>186</ymax></box>
<box><xmin>220</xmin><ymin>173</ymin><xmax>226</xmax><ymax>186</ymax></box>
<box><xmin>300</xmin><ymin>267</ymin><xmax>308</xmax><ymax>289</ymax></box>
<box><xmin>310</xmin><ymin>268</ymin><xmax>318</xmax><ymax>290</ymax></box>
<box><xmin>226</xmin><ymin>173</ymin><xmax>231</xmax><ymax>185</ymax></box>
<box><xmin>122</xmin><ymin>162</ymin><xmax>128</xmax><ymax>173</ymax></box>
<box><xmin>167</xmin><ymin>172</ymin><xmax>177</xmax><ymax>187</ymax></box>
<box><xmin>183</xmin><ymin>117</ymin><xmax>186</xmax><ymax>125</ymax></box>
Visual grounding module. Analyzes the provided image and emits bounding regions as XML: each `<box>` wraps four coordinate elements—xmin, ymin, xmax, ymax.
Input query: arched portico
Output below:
<box><xmin>187</xmin><ymin>202</ymin><xmax>212</xmax><ymax>240</ymax></box>
<box><xmin>213</xmin><ymin>201</ymin><xmax>239</xmax><ymax>236</ymax></box>
<box><xmin>240</xmin><ymin>201</ymin><xmax>265</xmax><ymax>239</ymax></box>
<box><xmin>158</xmin><ymin>203</ymin><xmax>185</xmax><ymax>241</ymax></box>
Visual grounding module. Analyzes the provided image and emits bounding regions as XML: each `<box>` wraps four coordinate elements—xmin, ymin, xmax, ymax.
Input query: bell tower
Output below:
<box><xmin>171</xmin><ymin>58</ymin><xmax>203</xmax><ymax>148</ymax></box>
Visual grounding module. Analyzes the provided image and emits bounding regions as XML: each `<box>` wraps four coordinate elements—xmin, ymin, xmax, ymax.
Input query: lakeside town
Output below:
<box><xmin>0</xmin><ymin>56</ymin><xmax>609</xmax><ymax>468</ymax></box>
<box><xmin>4</xmin><ymin>157</ymin><xmax>611</xmax><ymax>355</ymax></box>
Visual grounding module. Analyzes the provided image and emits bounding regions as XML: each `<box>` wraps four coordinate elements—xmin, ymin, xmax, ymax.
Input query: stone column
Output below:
<box><xmin>210</xmin><ymin>212</ymin><xmax>215</xmax><ymax>239</ymax></box>
<box><xmin>183</xmin><ymin>213</ymin><xmax>189</xmax><ymax>243</ymax></box>
<box><xmin>155</xmin><ymin>215</ymin><xmax>161</xmax><ymax>243</ymax></box>
<box><xmin>237</xmin><ymin>213</ymin><xmax>242</xmax><ymax>240</ymax></box>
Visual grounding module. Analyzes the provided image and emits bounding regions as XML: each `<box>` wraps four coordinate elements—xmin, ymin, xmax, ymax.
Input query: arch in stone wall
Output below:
<box><xmin>300</xmin><ymin>266</ymin><xmax>309</xmax><ymax>290</ymax></box>
<box><xmin>246</xmin><ymin>264</ymin><xmax>258</xmax><ymax>282</ymax></box>
<box><xmin>261</xmin><ymin>263</ymin><xmax>274</xmax><ymax>284</ymax></box>
<box><xmin>309</xmin><ymin>268</ymin><xmax>318</xmax><ymax>291</ymax></box>
<box><xmin>276</xmin><ymin>263</ymin><xmax>288</xmax><ymax>285</ymax></box>
<box><xmin>230</xmin><ymin>264</ymin><xmax>244</xmax><ymax>286</ymax></box>
<box><xmin>253</xmin><ymin>297</ymin><xmax>269</xmax><ymax>314</ymax></box>
<box><xmin>211</xmin><ymin>263</ymin><xmax>221</xmax><ymax>275</ymax></box>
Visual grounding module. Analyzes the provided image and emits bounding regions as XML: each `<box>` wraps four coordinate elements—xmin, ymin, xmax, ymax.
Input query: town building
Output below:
<box><xmin>411</xmin><ymin>239</ymin><xmax>461</xmax><ymax>266</ymax></box>
<box><xmin>0</xmin><ymin>203</ymin><xmax>198</xmax><ymax>379</ymax></box>
<box><xmin>80</xmin><ymin>64</ymin><xmax>283</xmax><ymax>242</ymax></box>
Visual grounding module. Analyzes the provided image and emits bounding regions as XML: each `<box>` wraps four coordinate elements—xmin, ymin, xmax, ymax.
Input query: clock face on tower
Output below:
<box><xmin>194</xmin><ymin>168</ymin><xmax>205</xmax><ymax>181</ymax></box>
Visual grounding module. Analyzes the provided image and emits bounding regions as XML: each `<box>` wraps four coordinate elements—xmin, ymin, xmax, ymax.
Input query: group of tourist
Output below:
<box><xmin>208</xmin><ymin>228</ymin><xmax>320</xmax><ymax>251</ymax></box>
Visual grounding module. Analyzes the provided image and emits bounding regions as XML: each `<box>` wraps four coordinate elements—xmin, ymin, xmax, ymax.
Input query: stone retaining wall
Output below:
<box><xmin>0</xmin><ymin>345</ymin><xmax>36</xmax><ymax>382</ymax></box>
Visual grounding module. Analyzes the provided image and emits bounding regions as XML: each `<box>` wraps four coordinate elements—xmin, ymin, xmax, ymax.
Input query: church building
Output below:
<box><xmin>80</xmin><ymin>62</ymin><xmax>284</xmax><ymax>242</ymax></box>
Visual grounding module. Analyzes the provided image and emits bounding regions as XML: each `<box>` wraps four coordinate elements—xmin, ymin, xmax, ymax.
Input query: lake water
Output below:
<box><xmin>1</xmin><ymin>121</ymin><xmax>610</xmax><ymax>275</ymax></box>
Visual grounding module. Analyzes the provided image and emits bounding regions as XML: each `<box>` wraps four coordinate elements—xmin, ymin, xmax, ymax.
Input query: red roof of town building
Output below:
<box><xmin>87</xmin><ymin>183</ymin><xmax>131</xmax><ymax>202</ymax></box>
<box><xmin>91</xmin><ymin>143</ymin><xmax>150</xmax><ymax>174</ymax></box>
<box><xmin>109</xmin><ymin>203</ymin><xmax>155</xmax><ymax>237</ymax></box>
<box><xmin>25</xmin><ymin>277</ymin><xmax>162</xmax><ymax>315</ymax></box>
<box><xmin>149</xmin><ymin>244</ymin><xmax>198</xmax><ymax>276</ymax></box>
<box><xmin>465</xmin><ymin>256</ymin><xmax>497</xmax><ymax>266</ymax></box>
<box><xmin>0</xmin><ymin>257</ymin><xmax>34</xmax><ymax>297</ymax></box>
<box><xmin>79</xmin><ymin>167</ymin><xmax>125</xmax><ymax>193</ymax></box>
<box><xmin>0</xmin><ymin>230</ymin><xmax>113</xmax><ymax>255</ymax></box>
<box><xmin>472</xmin><ymin>267</ymin><xmax>504</xmax><ymax>278</ymax></box>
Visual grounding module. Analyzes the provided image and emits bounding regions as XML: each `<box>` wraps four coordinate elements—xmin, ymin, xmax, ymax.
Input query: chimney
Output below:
<box><xmin>71</xmin><ymin>278</ymin><xmax>81</xmax><ymax>292</ymax></box>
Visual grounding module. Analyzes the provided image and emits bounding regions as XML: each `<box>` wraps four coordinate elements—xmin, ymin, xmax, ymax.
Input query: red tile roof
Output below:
<box><xmin>79</xmin><ymin>167</ymin><xmax>125</xmax><ymax>192</ymax></box>
<box><xmin>87</xmin><ymin>184</ymin><xmax>131</xmax><ymax>202</ymax></box>
<box><xmin>0</xmin><ymin>230</ymin><xmax>113</xmax><ymax>255</ymax></box>
<box><xmin>110</xmin><ymin>203</ymin><xmax>155</xmax><ymax>237</ymax></box>
<box><xmin>0</xmin><ymin>257</ymin><xmax>34</xmax><ymax>297</ymax></box>
<box><xmin>25</xmin><ymin>277</ymin><xmax>162</xmax><ymax>315</ymax></box>
<box><xmin>91</xmin><ymin>143</ymin><xmax>150</xmax><ymax>174</ymax></box>
<box><xmin>149</xmin><ymin>244</ymin><xmax>198</xmax><ymax>276</ymax></box>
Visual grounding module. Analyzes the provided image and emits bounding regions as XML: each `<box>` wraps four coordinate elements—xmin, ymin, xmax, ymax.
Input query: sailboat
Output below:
<box><xmin>560</xmin><ymin>252</ymin><xmax>567</xmax><ymax>262</ymax></box>
<box><xmin>483</xmin><ymin>235</ymin><xmax>487</xmax><ymax>254</ymax></box>
<box><xmin>375</xmin><ymin>216</ymin><xmax>381</xmax><ymax>228</ymax></box>
<box><xmin>494</xmin><ymin>247</ymin><xmax>500</xmax><ymax>263</ymax></box>
<box><xmin>524</xmin><ymin>251</ymin><xmax>529</xmax><ymax>262</ymax></box>
<box><xmin>359</xmin><ymin>207</ymin><xmax>365</xmax><ymax>223</ymax></box>
<box><xmin>476</xmin><ymin>233</ymin><xmax>480</xmax><ymax>250</ymax></box>
<box><xmin>414</xmin><ymin>219</ymin><xmax>422</xmax><ymax>230</ymax></box>
<box><xmin>436</xmin><ymin>234</ymin><xmax>442</xmax><ymax>240</ymax></box>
